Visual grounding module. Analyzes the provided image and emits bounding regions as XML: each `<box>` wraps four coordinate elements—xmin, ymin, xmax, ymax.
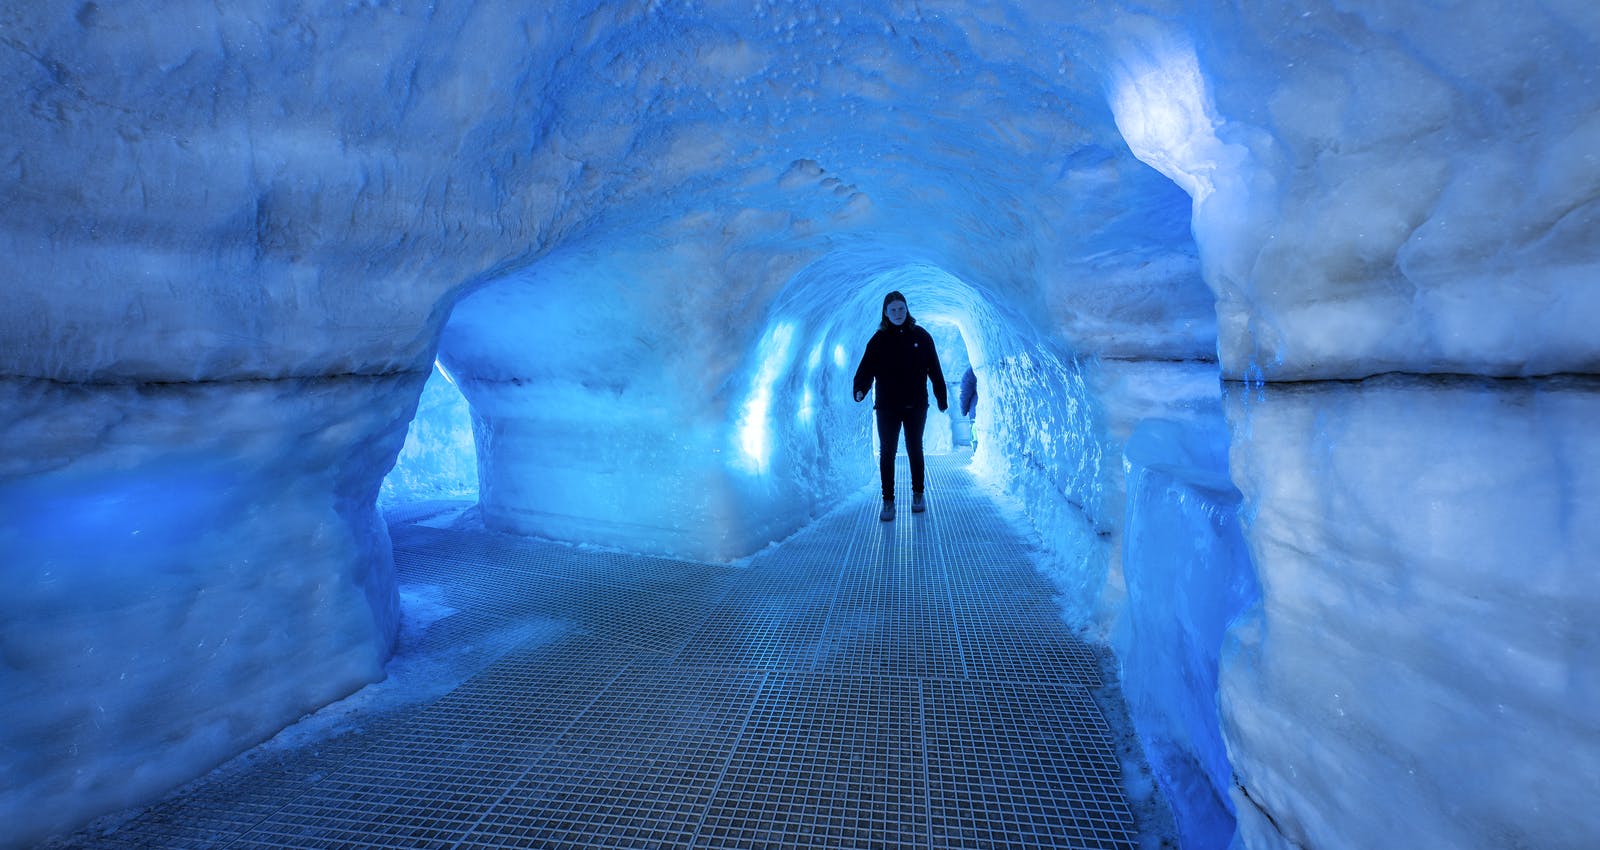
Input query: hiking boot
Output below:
<box><xmin>912</xmin><ymin>493</ymin><xmax>926</xmax><ymax>513</ymax></box>
<box><xmin>879</xmin><ymin>499</ymin><xmax>896</xmax><ymax>521</ymax></box>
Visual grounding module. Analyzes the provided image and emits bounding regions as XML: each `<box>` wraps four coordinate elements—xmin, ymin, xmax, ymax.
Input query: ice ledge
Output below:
<box><xmin>1221</xmin><ymin>374</ymin><xmax>1600</xmax><ymax>850</ymax></box>
<box><xmin>0</xmin><ymin>374</ymin><xmax>417</xmax><ymax>847</ymax></box>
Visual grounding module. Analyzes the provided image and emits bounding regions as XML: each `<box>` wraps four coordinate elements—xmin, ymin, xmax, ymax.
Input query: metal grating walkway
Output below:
<box><xmin>47</xmin><ymin>454</ymin><xmax>1138</xmax><ymax>849</ymax></box>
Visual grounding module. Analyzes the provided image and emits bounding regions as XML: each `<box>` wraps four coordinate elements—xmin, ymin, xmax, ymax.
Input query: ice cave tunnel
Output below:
<box><xmin>3</xmin><ymin>2</ymin><xmax>1597</xmax><ymax>849</ymax></box>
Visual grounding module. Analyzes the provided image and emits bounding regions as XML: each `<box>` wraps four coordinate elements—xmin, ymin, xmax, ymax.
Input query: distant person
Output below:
<box><xmin>853</xmin><ymin>291</ymin><xmax>948</xmax><ymax>521</ymax></box>
<box><xmin>959</xmin><ymin>365</ymin><xmax>978</xmax><ymax>450</ymax></box>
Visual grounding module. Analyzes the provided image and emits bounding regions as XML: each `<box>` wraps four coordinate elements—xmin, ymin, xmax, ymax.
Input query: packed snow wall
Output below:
<box><xmin>0</xmin><ymin>375</ymin><xmax>413</xmax><ymax>842</ymax></box>
<box><xmin>1105</xmin><ymin>5</ymin><xmax>1600</xmax><ymax>849</ymax></box>
<box><xmin>1118</xmin><ymin>417</ymin><xmax>1259</xmax><ymax>849</ymax></box>
<box><xmin>1222</xmin><ymin>376</ymin><xmax>1599</xmax><ymax>850</ymax></box>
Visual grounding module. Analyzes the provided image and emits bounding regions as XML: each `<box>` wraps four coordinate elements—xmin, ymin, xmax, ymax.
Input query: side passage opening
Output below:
<box><xmin>380</xmin><ymin>360</ymin><xmax>479</xmax><ymax>510</ymax></box>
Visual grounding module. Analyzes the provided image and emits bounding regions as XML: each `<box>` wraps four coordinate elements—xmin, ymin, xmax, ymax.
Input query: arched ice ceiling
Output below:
<box><xmin>1</xmin><ymin>0</ymin><xmax>1209</xmax><ymax>385</ymax></box>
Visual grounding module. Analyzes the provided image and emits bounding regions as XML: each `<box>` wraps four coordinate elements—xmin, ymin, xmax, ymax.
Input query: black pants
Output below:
<box><xmin>874</xmin><ymin>404</ymin><xmax>928</xmax><ymax>500</ymax></box>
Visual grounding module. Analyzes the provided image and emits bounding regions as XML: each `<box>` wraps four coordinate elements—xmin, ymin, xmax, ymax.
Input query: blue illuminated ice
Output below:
<box><xmin>1118</xmin><ymin>418</ymin><xmax>1259</xmax><ymax>849</ymax></box>
<box><xmin>3</xmin><ymin>1</ymin><xmax>1598</xmax><ymax>849</ymax></box>
<box><xmin>0</xmin><ymin>376</ymin><xmax>411</xmax><ymax>844</ymax></box>
<box><xmin>1220</xmin><ymin>376</ymin><xmax>1600</xmax><ymax>850</ymax></box>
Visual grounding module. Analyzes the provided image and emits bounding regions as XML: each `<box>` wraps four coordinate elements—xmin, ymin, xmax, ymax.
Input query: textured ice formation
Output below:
<box><xmin>1222</xmin><ymin>375</ymin><xmax>1600</xmax><ymax>850</ymax></box>
<box><xmin>1107</xmin><ymin>4</ymin><xmax>1600</xmax><ymax>380</ymax></box>
<box><xmin>1118</xmin><ymin>417</ymin><xmax>1257</xmax><ymax>848</ymax></box>
<box><xmin>0</xmin><ymin>374</ymin><xmax>414</xmax><ymax>842</ymax></box>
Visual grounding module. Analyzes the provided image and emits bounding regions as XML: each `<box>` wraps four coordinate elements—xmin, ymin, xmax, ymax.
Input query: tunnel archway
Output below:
<box><xmin>399</xmin><ymin>243</ymin><xmax>1130</xmax><ymax>629</ymax></box>
<box><xmin>747</xmin><ymin>253</ymin><xmax>1118</xmax><ymax>567</ymax></box>
<box><xmin>373</xmin><ymin>228</ymin><xmax>1236</xmax><ymax>846</ymax></box>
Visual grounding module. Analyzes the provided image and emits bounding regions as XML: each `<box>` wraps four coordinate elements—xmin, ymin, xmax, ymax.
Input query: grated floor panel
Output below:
<box><xmin>45</xmin><ymin>453</ymin><xmax>1136</xmax><ymax>850</ymax></box>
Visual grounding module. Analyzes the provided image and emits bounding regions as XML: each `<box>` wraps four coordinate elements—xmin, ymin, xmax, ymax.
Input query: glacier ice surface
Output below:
<box><xmin>1221</xmin><ymin>375</ymin><xmax>1600</xmax><ymax>850</ymax></box>
<box><xmin>0</xmin><ymin>375</ymin><xmax>415</xmax><ymax>845</ymax></box>
<box><xmin>4</xmin><ymin>1</ymin><xmax>1599</xmax><ymax>848</ymax></box>
<box><xmin>1119</xmin><ymin>416</ymin><xmax>1259</xmax><ymax>850</ymax></box>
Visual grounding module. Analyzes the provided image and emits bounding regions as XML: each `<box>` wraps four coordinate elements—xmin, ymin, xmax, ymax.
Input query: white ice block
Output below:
<box><xmin>1221</xmin><ymin>375</ymin><xmax>1600</xmax><ymax>850</ymax></box>
<box><xmin>0</xmin><ymin>375</ymin><xmax>416</xmax><ymax>848</ymax></box>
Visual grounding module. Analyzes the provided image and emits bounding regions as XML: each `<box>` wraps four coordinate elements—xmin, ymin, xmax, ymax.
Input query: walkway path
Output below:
<box><xmin>49</xmin><ymin>455</ymin><xmax>1139</xmax><ymax>849</ymax></box>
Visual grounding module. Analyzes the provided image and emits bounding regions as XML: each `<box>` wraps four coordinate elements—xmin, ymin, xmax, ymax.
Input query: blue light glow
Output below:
<box><xmin>797</xmin><ymin>386</ymin><xmax>815</xmax><ymax>424</ymax></box>
<box><xmin>2</xmin><ymin>463</ymin><xmax>240</xmax><ymax>559</ymax></box>
<box><xmin>737</xmin><ymin>321</ymin><xmax>796</xmax><ymax>472</ymax></box>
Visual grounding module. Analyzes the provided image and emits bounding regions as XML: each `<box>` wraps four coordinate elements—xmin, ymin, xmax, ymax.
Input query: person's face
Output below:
<box><xmin>885</xmin><ymin>300</ymin><xmax>907</xmax><ymax>325</ymax></box>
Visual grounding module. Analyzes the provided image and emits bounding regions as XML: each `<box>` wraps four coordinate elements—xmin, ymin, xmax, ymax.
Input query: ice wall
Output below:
<box><xmin>0</xmin><ymin>374</ymin><xmax>414</xmax><ymax>843</ymax></box>
<box><xmin>1223</xmin><ymin>376</ymin><xmax>1600</xmax><ymax>849</ymax></box>
<box><xmin>1119</xmin><ymin>418</ymin><xmax>1259</xmax><ymax>849</ymax></box>
<box><xmin>1103</xmin><ymin>3</ymin><xmax>1600</xmax><ymax>848</ymax></box>
<box><xmin>436</xmin><ymin>240</ymin><xmax>842</xmax><ymax>561</ymax></box>
<box><xmin>1107</xmin><ymin>3</ymin><xmax>1600</xmax><ymax>382</ymax></box>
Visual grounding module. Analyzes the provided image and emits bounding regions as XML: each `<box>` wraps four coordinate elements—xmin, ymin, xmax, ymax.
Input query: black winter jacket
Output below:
<box><xmin>853</xmin><ymin>322</ymin><xmax>949</xmax><ymax>411</ymax></box>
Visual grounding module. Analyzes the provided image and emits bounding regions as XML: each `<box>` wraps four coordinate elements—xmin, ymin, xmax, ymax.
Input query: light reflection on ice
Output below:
<box><xmin>736</xmin><ymin>320</ymin><xmax>796</xmax><ymax>473</ymax></box>
<box><xmin>1109</xmin><ymin>37</ymin><xmax>1218</xmax><ymax>203</ymax></box>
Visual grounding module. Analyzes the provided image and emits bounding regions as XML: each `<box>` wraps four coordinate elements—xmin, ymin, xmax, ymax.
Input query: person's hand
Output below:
<box><xmin>938</xmin><ymin>401</ymin><xmax>948</xmax><ymax>412</ymax></box>
<box><xmin>854</xmin><ymin>391</ymin><xmax>865</xmax><ymax>403</ymax></box>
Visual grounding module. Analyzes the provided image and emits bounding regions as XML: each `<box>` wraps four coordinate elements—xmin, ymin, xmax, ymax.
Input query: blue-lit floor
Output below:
<box><xmin>50</xmin><ymin>455</ymin><xmax>1138</xmax><ymax>849</ymax></box>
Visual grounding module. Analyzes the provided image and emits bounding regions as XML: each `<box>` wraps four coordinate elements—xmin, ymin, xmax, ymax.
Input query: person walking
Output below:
<box><xmin>959</xmin><ymin>365</ymin><xmax>977</xmax><ymax>419</ymax></box>
<box><xmin>959</xmin><ymin>364</ymin><xmax>978</xmax><ymax>449</ymax></box>
<box><xmin>852</xmin><ymin>291</ymin><xmax>948</xmax><ymax>520</ymax></box>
